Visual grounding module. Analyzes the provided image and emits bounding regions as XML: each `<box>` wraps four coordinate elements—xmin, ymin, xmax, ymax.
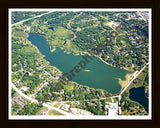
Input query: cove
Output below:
<box><xmin>28</xmin><ymin>33</ymin><xmax>128</xmax><ymax>94</ymax></box>
<box><xmin>129</xmin><ymin>87</ymin><xmax>148</xmax><ymax>113</ymax></box>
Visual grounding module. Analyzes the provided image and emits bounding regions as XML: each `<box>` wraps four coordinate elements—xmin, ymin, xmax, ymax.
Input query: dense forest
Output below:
<box><xmin>36</xmin><ymin>81</ymin><xmax>112</xmax><ymax>103</ymax></box>
<box><xmin>18</xmin><ymin>103</ymin><xmax>42</xmax><ymax>115</ymax></box>
<box><xmin>11</xmin><ymin>11</ymin><xmax>47</xmax><ymax>24</ymax></box>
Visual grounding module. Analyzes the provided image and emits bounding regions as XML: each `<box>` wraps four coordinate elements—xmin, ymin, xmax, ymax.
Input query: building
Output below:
<box><xmin>108</xmin><ymin>107</ymin><xmax>117</xmax><ymax>116</ymax></box>
<box><xmin>62</xmin><ymin>104</ymin><xmax>70</xmax><ymax>111</ymax></box>
<box><xmin>108</xmin><ymin>102</ymin><xmax>118</xmax><ymax>116</ymax></box>
<box><xmin>107</xmin><ymin>21</ymin><xmax>119</xmax><ymax>28</ymax></box>
<box><xmin>21</xmin><ymin>86</ymin><xmax>30</xmax><ymax>92</ymax></box>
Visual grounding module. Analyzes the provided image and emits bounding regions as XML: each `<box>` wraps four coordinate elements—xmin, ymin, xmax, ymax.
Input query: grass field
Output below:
<box><xmin>21</xmin><ymin>45</ymin><xmax>39</xmax><ymax>54</ymax></box>
<box><xmin>46</xmin><ymin>26</ymin><xmax>80</xmax><ymax>54</ymax></box>
<box><xmin>132</xmin><ymin>67</ymin><xmax>149</xmax><ymax>97</ymax></box>
<box><xmin>54</xmin><ymin>26</ymin><xmax>74</xmax><ymax>40</ymax></box>
<box><xmin>12</xmin><ymin>31</ymin><xmax>28</xmax><ymax>38</ymax></box>
<box><xmin>64</xmin><ymin>83</ymin><xmax>74</xmax><ymax>91</ymax></box>
<box><xmin>53</xmin><ymin>103</ymin><xmax>61</xmax><ymax>108</ymax></box>
<box><xmin>13</xmin><ymin>63</ymin><xmax>18</xmax><ymax>67</ymax></box>
<box><xmin>133</xmin><ymin>69</ymin><xmax>148</xmax><ymax>87</ymax></box>
<box><xmin>46</xmin><ymin>109</ymin><xmax>64</xmax><ymax>115</ymax></box>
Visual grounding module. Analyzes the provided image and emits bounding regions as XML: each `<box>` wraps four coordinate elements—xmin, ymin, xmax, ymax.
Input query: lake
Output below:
<box><xmin>129</xmin><ymin>87</ymin><xmax>148</xmax><ymax>113</ymax></box>
<box><xmin>28</xmin><ymin>33</ymin><xmax>128</xmax><ymax>94</ymax></box>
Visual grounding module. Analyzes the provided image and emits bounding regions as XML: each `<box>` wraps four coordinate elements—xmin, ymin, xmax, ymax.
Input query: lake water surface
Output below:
<box><xmin>129</xmin><ymin>87</ymin><xmax>148</xmax><ymax>113</ymax></box>
<box><xmin>28</xmin><ymin>33</ymin><xmax>128</xmax><ymax>94</ymax></box>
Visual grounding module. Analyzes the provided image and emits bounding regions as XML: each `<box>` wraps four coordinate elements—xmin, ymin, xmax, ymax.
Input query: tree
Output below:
<box><xmin>18</xmin><ymin>103</ymin><xmax>42</xmax><ymax>115</ymax></box>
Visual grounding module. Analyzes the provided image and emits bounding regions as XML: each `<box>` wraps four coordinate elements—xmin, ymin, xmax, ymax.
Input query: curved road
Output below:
<box><xmin>11</xmin><ymin>83</ymin><xmax>72</xmax><ymax>116</ymax></box>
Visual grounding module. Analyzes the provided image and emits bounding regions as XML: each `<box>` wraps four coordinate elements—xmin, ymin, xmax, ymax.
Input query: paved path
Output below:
<box><xmin>11</xmin><ymin>11</ymin><xmax>54</xmax><ymax>27</ymax></box>
<box><xmin>58</xmin><ymin>102</ymin><xmax>64</xmax><ymax>109</ymax></box>
<box><xmin>11</xmin><ymin>83</ymin><xmax>72</xmax><ymax>116</ymax></box>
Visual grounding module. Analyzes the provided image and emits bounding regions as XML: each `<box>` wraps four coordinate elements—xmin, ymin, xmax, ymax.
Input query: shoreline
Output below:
<box><xmin>73</xmin><ymin>49</ymin><xmax>132</xmax><ymax>72</ymax></box>
<box><xmin>118</xmin><ymin>73</ymin><xmax>132</xmax><ymax>89</ymax></box>
<box><xmin>51</xmin><ymin>47</ymin><xmax>56</xmax><ymax>52</ymax></box>
<box><xmin>87</xmin><ymin>51</ymin><xmax>132</xmax><ymax>72</ymax></box>
<box><xmin>50</xmin><ymin>46</ymin><xmax>132</xmax><ymax>73</ymax></box>
<box><xmin>49</xmin><ymin>46</ymin><xmax>133</xmax><ymax>93</ymax></box>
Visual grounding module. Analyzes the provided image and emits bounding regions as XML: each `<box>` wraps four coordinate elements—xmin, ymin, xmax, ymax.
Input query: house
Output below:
<box><xmin>62</xmin><ymin>104</ymin><xmax>70</xmax><ymax>111</ymax></box>
<box><xmin>60</xmin><ymin>89</ymin><xmax>64</xmax><ymax>94</ymax></box>
<box><xmin>27</xmin><ymin>26</ymin><xmax>30</xmax><ymax>32</ymax></box>
<box><xmin>21</xmin><ymin>86</ymin><xmax>30</xmax><ymax>92</ymax></box>
<box><xmin>105</xmin><ymin>58</ymin><xmax>109</xmax><ymax>61</ymax></box>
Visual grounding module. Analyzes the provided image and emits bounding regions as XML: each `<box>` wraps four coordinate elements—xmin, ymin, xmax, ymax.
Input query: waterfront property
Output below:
<box><xmin>28</xmin><ymin>33</ymin><xmax>129</xmax><ymax>94</ymax></box>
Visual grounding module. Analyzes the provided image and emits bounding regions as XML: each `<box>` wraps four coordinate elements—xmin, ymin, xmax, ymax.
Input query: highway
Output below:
<box><xmin>11</xmin><ymin>83</ymin><xmax>72</xmax><ymax>116</ymax></box>
<box><xmin>11</xmin><ymin>11</ymin><xmax>54</xmax><ymax>27</ymax></box>
<box><xmin>11</xmin><ymin>63</ymin><xmax>148</xmax><ymax>116</ymax></box>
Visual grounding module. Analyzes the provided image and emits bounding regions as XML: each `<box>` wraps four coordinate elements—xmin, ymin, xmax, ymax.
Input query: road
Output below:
<box><xmin>59</xmin><ymin>95</ymin><xmax>121</xmax><ymax>104</ymax></box>
<box><xmin>119</xmin><ymin>63</ymin><xmax>149</xmax><ymax>96</ymax></box>
<box><xmin>11</xmin><ymin>11</ymin><xmax>54</xmax><ymax>27</ymax></box>
<box><xmin>11</xmin><ymin>83</ymin><xmax>72</xmax><ymax>116</ymax></box>
<box><xmin>11</xmin><ymin>62</ymin><xmax>148</xmax><ymax>116</ymax></box>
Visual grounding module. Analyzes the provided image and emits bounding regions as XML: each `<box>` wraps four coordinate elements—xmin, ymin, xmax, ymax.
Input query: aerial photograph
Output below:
<box><xmin>9</xmin><ymin>9</ymin><xmax>151</xmax><ymax>119</ymax></box>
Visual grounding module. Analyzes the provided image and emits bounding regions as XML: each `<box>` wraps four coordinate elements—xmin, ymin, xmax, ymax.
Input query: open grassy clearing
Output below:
<box><xmin>47</xmin><ymin>26</ymin><xmax>78</xmax><ymax>54</ymax></box>
<box><xmin>13</xmin><ymin>63</ymin><xmax>18</xmax><ymax>67</ymax></box>
<box><xmin>20</xmin><ymin>45</ymin><xmax>39</xmax><ymax>54</ymax></box>
<box><xmin>132</xmin><ymin>67</ymin><xmax>149</xmax><ymax>97</ymax></box>
<box><xmin>64</xmin><ymin>82</ymin><xmax>74</xmax><ymax>91</ymax></box>
<box><xmin>40</xmin><ymin>106</ymin><xmax>48</xmax><ymax>112</ymax></box>
<box><xmin>54</xmin><ymin>26</ymin><xmax>74</xmax><ymax>40</ymax></box>
<box><xmin>12</xmin><ymin>31</ymin><xmax>28</xmax><ymax>38</ymax></box>
<box><xmin>53</xmin><ymin>103</ymin><xmax>61</xmax><ymax>108</ymax></box>
<box><xmin>133</xmin><ymin>69</ymin><xmax>148</xmax><ymax>87</ymax></box>
<box><xmin>46</xmin><ymin>109</ymin><xmax>64</xmax><ymax>115</ymax></box>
